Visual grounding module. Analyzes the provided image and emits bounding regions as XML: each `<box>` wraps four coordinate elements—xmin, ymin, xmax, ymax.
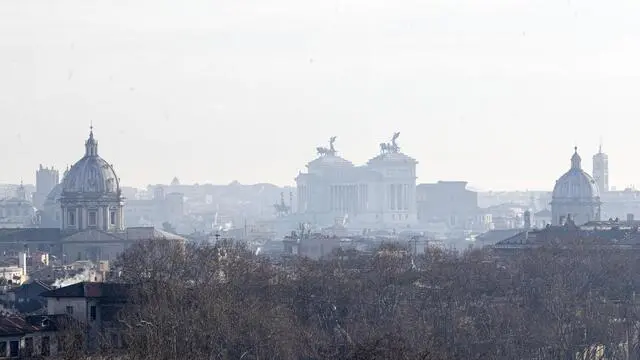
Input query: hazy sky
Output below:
<box><xmin>2</xmin><ymin>0</ymin><xmax>640</xmax><ymax>190</ymax></box>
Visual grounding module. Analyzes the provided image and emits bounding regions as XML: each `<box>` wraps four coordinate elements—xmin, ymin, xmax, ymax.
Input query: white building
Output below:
<box><xmin>551</xmin><ymin>147</ymin><xmax>601</xmax><ymax>225</ymax></box>
<box><xmin>295</xmin><ymin>133</ymin><xmax>417</xmax><ymax>229</ymax></box>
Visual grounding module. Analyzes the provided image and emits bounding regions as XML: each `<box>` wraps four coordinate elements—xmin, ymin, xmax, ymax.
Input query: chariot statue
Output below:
<box><xmin>379</xmin><ymin>132</ymin><xmax>401</xmax><ymax>154</ymax></box>
<box><xmin>317</xmin><ymin>136</ymin><xmax>338</xmax><ymax>156</ymax></box>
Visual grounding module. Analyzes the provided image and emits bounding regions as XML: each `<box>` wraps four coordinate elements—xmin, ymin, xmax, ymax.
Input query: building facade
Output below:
<box><xmin>416</xmin><ymin>181</ymin><xmax>478</xmax><ymax>229</ymax></box>
<box><xmin>592</xmin><ymin>144</ymin><xmax>609</xmax><ymax>193</ymax></box>
<box><xmin>295</xmin><ymin>134</ymin><xmax>417</xmax><ymax>228</ymax></box>
<box><xmin>550</xmin><ymin>147</ymin><xmax>601</xmax><ymax>225</ymax></box>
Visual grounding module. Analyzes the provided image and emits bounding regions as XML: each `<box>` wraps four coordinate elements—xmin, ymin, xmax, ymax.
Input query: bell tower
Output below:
<box><xmin>592</xmin><ymin>141</ymin><xmax>608</xmax><ymax>193</ymax></box>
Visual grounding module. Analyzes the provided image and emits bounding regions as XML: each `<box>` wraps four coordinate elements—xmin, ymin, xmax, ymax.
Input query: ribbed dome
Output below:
<box><xmin>552</xmin><ymin>147</ymin><xmax>600</xmax><ymax>199</ymax></box>
<box><xmin>45</xmin><ymin>183</ymin><xmax>63</xmax><ymax>202</ymax></box>
<box><xmin>61</xmin><ymin>130</ymin><xmax>120</xmax><ymax>195</ymax></box>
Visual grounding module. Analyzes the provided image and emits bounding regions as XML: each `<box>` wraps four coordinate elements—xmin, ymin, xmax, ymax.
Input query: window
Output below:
<box><xmin>41</xmin><ymin>336</ymin><xmax>50</xmax><ymax>356</ymax></box>
<box><xmin>88</xmin><ymin>211</ymin><xmax>97</xmax><ymax>226</ymax></box>
<box><xmin>9</xmin><ymin>341</ymin><xmax>18</xmax><ymax>357</ymax></box>
<box><xmin>0</xmin><ymin>341</ymin><xmax>6</xmax><ymax>357</ymax></box>
<box><xmin>67</xmin><ymin>210</ymin><xmax>76</xmax><ymax>226</ymax></box>
<box><xmin>90</xmin><ymin>305</ymin><xmax>97</xmax><ymax>321</ymax></box>
<box><xmin>111</xmin><ymin>333</ymin><xmax>119</xmax><ymax>348</ymax></box>
<box><xmin>66</xmin><ymin>305</ymin><xmax>74</xmax><ymax>315</ymax></box>
<box><xmin>24</xmin><ymin>337</ymin><xmax>33</xmax><ymax>357</ymax></box>
<box><xmin>110</xmin><ymin>211</ymin><xmax>116</xmax><ymax>225</ymax></box>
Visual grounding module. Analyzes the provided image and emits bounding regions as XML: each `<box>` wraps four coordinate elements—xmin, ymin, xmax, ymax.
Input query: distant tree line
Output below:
<box><xmin>63</xmin><ymin>238</ymin><xmax>640</xmax><ymax>360</ymax></box>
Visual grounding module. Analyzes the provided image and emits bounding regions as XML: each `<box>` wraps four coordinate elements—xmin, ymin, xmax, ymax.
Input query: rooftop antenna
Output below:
<box><xmin>599</xmin><ymin>136</ymin><xmax>603</xmax><ymax>153</ymax></box>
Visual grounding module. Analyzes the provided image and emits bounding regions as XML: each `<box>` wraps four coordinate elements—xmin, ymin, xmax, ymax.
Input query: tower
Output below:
<box><xmin>592</xmin><ymin>142</ymin><xmax>608</xmax><ymax>193</ymax></box>
<box><xmin>33</xmin><ymin>165</ymin><xmax>60</xmax><ymax>210</ymax></box>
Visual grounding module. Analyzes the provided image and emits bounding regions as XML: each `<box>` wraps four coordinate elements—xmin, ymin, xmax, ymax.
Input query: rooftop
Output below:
<box><xmin>493</xmin><ymin>219</ymin><xmax>640</xmax><ymax>250</ymax></box>
<box><xmin>0</xmin><ymin>314</ymin><xmax>71</xmax><ymax>336</ymax></box>
<box><xmin>41</xmin><ymin>282</ymin><xmax>131</xmax><ymax>301</ymax></box>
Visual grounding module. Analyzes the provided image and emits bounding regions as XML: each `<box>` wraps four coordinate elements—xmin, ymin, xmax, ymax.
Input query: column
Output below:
<box><xmin>61</xmin><ymin>206</ymin><xmax>66</xmax><ymax>229</ymax></box>
<box><xmin>352</xmin><ymin>185</ymin><xmax>356</xmax><ymax>214</ymax></box>
<box><xmin>403</xmin><ymin>184</ymin><xmax>409</xmax><ymax>210</ymax></box>
<box><xmin>330</xmin><ymin>186</ymin><xmax>335</xmax><ymax>211</ymax></box>
<box><xmin>349</xmin><ymin>185</ymin><xmax>356</xmax><ymax>213</ymax></box>
<box><xmin>389</xmin><ymin>184</ymin><xmax>395</xmax><ymax>210</ymax></box>
<box><xmin>345</xmin><ymin>185</ymin><xmax>350</xmax><ymax>213</ymax></box>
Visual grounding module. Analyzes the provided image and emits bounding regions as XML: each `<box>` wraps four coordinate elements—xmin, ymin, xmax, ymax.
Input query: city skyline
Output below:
<box><xmin>0</xmin><ymin>134</ymin><xmax>621</xmax><ymax>193</ymax></box>
<box><xmin>3</xmin><ymin>0</ymin><xmax>640</xmax><ymax>190</ymax></box>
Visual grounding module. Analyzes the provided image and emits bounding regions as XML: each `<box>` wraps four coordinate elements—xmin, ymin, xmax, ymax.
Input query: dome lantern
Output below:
<box><xmin>570</xmin><ymin>146</ymin><xmax>581</xmax><ymax>170</ymax></box>
<box><xmin>84</xmin><ymin>126</ymin><xmax>98</xmax><ymax>157</ymax></box>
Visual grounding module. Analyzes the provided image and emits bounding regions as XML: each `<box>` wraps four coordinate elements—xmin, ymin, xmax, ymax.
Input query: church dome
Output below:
<box><xmin>61</xmin><ymin>129</ymin><xmax>120</xmax><ymax>195</ymax></box>
<box><xmin>552</xmin><ymin>147</ymin><xmax>600</xmax><ymax>200</ymax></box>
<box><xmin>45</xmin><ymin>183</ymin><xmax>63</xmax><ymax>203</ymax></box>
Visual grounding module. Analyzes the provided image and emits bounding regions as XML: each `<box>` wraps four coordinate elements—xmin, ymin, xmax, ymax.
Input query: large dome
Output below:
<box><xmin>61</xmin><ymin>130</ymin><xmax>120</xmax><ymax>195</ymax></box>
<box><xmin>45</xmin><ymin>183</ymin><xmax>63</xmax><ymax>203</ymax></box>
<box><xmin>552</xmin><ymin>147</ymin><xmax>600</xmax><ymax>199</ymax></box>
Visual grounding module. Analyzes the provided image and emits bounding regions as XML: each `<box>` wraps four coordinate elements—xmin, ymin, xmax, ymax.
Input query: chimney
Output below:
<box><xmin>628</xmin><ymin>213</ymin><xmax>634</xmax><ymax>223</ymax></box>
